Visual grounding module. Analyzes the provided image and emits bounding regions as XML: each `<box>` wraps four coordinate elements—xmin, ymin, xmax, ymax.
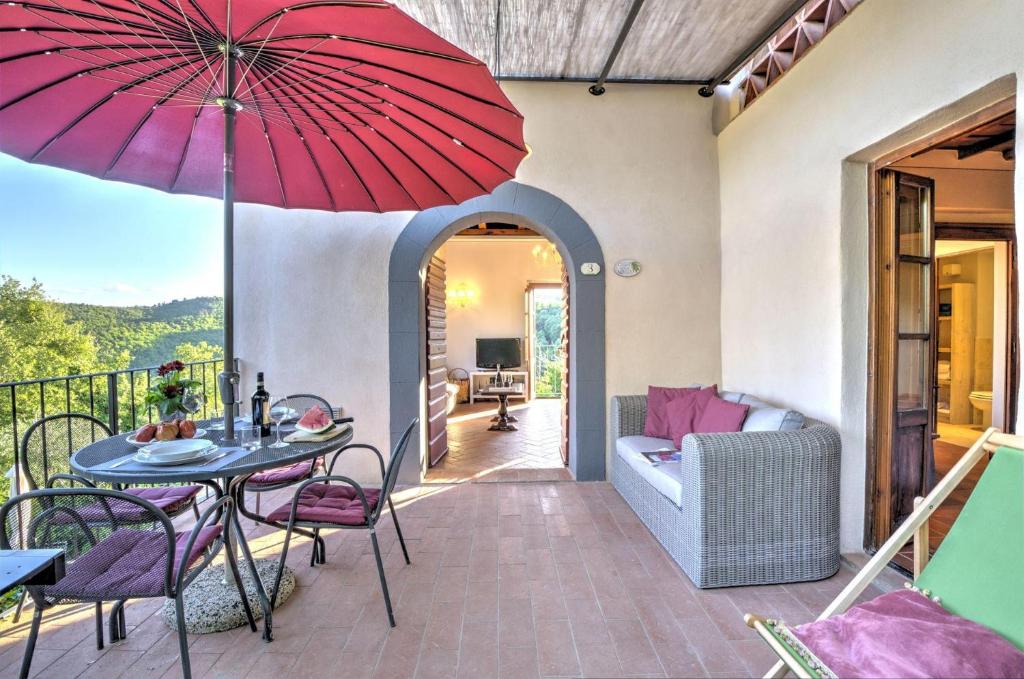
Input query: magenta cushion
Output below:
<box><xmin>266</xmin><ymin>483</ymin><xmax>382</xmax><ymax>526</ymax></box>
<box><xmin>246</xmin><ymin>459</ymin><xmax>319</xmax><ymax>487</ymax></box>
<box><xmin>792</xmin><ymin>590</ymin><xmax>1024</xmax><ymax>678</ymax></box>
<box><xmin>125</xmin><ymin>485</ymin><xmax>202</xmax><ymax>515</ymax></box>
<box><xmin>61</xmin><ymin>486</ymin><xmax>201</xmax><ymax>524</ymax></box>
<box><xmin>667</xmin><ymin>385</ymin><xmax>718</xmax><ymax>448</ymax></box>
<box><xmin>693</xmin><ymin>396</ymin><xmax>749</xmax><ymax>434</ymax></box>
<box><xmin>44</xmin><ymin>525</ymin><xmax>221</xmax><ymax>599</ymax></box>
<box><xmin>643</xmin><ymin>386</ymin><xmax>696</xmax><ymax>438</ymax></box>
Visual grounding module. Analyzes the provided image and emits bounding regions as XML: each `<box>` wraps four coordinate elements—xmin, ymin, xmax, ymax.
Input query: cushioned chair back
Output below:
<box><xmin>273</xmin><ymin>394</ymin><xmax>334</xmax><ymax>422</ymax></box>
<box><xmin>915</xmin><ymin>446</ymin><xmax>1024</xmax><ymax>648</ymax></box>
<box><xmin>18</xmin><ymin>414</ymin><xmax>112</xmax><ymax>491</ymax></box>
<box><xmin>376</xmin><ymin>419</ymin><xmax>418</xmax><ymax>519</ymax></box>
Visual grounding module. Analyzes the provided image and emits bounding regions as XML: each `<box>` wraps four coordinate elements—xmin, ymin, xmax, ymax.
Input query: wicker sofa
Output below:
<box><xmin>610</xmin><ymin>392</ymin><xmax>840</xmax><ymax>588</ymax></box>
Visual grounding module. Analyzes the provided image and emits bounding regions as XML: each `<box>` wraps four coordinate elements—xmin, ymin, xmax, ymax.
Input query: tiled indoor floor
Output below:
<box><xmin>426</xmin><ymin>400</ymin><xmax>573</xmax><ymax>483</ymax></box>
<box><xmin>0</xmin><ymin>480</ymin><xmax>877</xmax><ymax>678</ymax></box>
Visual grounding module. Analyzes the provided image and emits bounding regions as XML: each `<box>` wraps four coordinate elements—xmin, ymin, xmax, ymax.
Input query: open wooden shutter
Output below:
<box><xmin>559</xmin><ymin>266</ymin><xmax>570</xmax><ymax>466</ymax></box>
<box><xmin>425</xmin><ymin>255</ymin><xmax>448</xmax><ymax>466</ymax></box>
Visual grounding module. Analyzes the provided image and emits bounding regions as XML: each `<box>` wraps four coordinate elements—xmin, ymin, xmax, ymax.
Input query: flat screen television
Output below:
<box><xmin>476</xmin><ymin>338</ymin><xmax>522</xmax><ymax>369</ymax></box>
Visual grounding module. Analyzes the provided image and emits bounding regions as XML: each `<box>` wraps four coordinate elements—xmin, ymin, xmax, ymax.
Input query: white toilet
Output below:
<box><xmin>968</xmin><ymin>390</ymin><xmax>993</xmax><ymax>427</ymax></box>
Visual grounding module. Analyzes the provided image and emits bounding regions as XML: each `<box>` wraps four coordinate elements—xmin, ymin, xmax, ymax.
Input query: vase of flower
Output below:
<box><xmin>145</xmin><ymin>360</ymin><xmax>202</xmax><ymax>421</ymax></box>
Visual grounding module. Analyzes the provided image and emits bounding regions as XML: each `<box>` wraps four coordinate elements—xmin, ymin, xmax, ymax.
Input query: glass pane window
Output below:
<box><xmin>897</xmin><ymin>182</ymin><xmax>931</xmax><ymax>257</ymax></box>
<box><xmin>898</xmin><ymin>262</ymin><xmax>930</xmax><ymax>335</ymax></box>
<box><xmin>897</xmin><ymin>339</ymin><xmax>929</xmax><ymax>411</ymax></box>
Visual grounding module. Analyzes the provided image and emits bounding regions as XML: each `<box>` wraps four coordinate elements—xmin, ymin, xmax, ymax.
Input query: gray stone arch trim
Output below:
<box><xmin>388</xmin><ymin>180</ymin><xmax>606</xmax><ymax>482</ymax></box>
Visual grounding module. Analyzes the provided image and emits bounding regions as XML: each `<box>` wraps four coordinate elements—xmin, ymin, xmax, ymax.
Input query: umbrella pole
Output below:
<box><xmin>218</xmin><ymin>50</ymin><xmax>240</xmax><ymax>443</ymax></box>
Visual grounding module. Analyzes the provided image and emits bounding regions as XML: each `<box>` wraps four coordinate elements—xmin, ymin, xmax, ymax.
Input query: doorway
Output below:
<box><xmin>423</xmin><ymin>224</ymin><xmax>571</xmax><ymax>483</ymax></box>
<box><xmin>867</xmin><ymin>104</ymin><xmax>1017</xmax><ymax>570</ymax></box>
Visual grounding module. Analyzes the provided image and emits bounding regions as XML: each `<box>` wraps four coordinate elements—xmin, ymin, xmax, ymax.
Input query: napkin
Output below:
<box><xmin>284</xmin><ymin>422</ymin><xmax>351</xmax><ymax>443</ymax></box>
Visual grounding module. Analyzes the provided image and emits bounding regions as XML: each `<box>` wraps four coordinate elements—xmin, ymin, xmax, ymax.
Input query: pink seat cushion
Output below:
<box><xmin>246</xmin><ymin>459</ymin><xmax>318</xmax><ymax>487</ymax></box>
<box><xmin>266</xmin><ymin>483</ymin><xmax>381</xmax><ymax>526</ymax></box>
<box><xmin>44</xmin><ymin>525</ymin><xmax>221</xmax><ymax>599</ymax></box>
<box><xmin>125</xmin><ymin>485</ymin><xmax>202</xmax><ymax>515</ymax></box>
<box><xmin>693</xmin><ymin>396</ymin><xmax>749</xmax><ymax>434</ymax></box>
<box><xmin>791</xmin><ymin>590</ymin><xmax>1024</xmax><ymax>678</ymax></box>
<box><xmin>644</xmin><ymin>386</ymin><xmax>696</xmax><ymax>438</ymax></box>
<box><xmin>64</xmin><ymin>486</ymin><xmax>201</xmax><ymax>524</ymax></box>
<box><xmin>666</xmin><ymin>385</ymin><xmax>718</xmax><ymax>447</ymax></box>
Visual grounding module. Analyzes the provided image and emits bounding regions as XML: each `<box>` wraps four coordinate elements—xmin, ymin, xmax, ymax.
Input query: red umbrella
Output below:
<box><xmin>0</xmin><ymin>0</ymin><xmax>526</xmax><ymax>437</ymax></box>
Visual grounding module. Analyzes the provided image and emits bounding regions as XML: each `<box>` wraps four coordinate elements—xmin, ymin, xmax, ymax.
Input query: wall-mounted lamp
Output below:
<box><xmin>531</xmin><ymin>242</ymin><xmax>559</xmax><ymax>266</ymax></box>
<box><xmin>447</xmin><ymin>283</ymin><xmax>478</xmax><ymax>308</ymax></box>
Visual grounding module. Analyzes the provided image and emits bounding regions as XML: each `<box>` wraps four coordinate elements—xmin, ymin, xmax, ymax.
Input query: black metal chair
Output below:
<box><xmin>264</xmin><ymin>419</ymin><xmax>417</xmax><ymax>626</ymax></box>
<box><xmin>241</xmin><ymin>394</ymin><xmax>334</xmax><ymax>516</ymax></box>
<box><xmin>1</xmin><ymin>487</ymin><xmax>255</xmax><ymax>679</ymax></box>
<box><xmin>13</xmin><ymin>414</ymin><xmax>206</xmax><ymax>624</ymax></box>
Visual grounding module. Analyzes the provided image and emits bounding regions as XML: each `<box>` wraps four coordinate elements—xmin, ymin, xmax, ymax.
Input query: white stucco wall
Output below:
<box><xmin>716</xmin><ymin>0</ymin><xmax>1024</xmax><ymax>552</ymax></box>
<box><xmin>236</xmin><ymin>82</ymin><xmax>722</xmax><ymax>481</ymax></box>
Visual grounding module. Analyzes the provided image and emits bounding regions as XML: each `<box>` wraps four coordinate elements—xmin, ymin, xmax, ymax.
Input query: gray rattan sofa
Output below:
<box><xmin>610</xmin><ymin>391</ymin><xmax>840</xmax><ymax>588</ymax></box>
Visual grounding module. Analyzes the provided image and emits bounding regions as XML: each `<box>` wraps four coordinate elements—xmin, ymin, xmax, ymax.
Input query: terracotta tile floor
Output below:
<box><xmin>0</xmin><ymin>479</ymin><xmax>877</xmax><ymax>678</ymax></box>
<box><xmin>426</xmin><ymin>400</ymin><xmax>572</xmax><ymax>483</ymax></box>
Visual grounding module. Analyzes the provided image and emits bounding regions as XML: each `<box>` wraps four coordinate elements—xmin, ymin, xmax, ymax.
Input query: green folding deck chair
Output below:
<box><xmin>744</xmin><ymin>428</ymin><xmax>1024</xmax><ymax>678</ymax></box>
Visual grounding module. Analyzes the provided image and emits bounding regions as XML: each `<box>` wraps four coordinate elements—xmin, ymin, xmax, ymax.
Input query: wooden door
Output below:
<box><xmin>559</xmin><ymin>266</ymin><xmax>570</xmax><ymax>466</ymax></box>
<box><xmin>872</xmin><ymin>170</ymin><xmax>937</xmax><ymax>545</ymax></box>
<box><xmin>425</xmin><ymin>255</ymin><xmax>448</xmax><ymax>466</ymax></box>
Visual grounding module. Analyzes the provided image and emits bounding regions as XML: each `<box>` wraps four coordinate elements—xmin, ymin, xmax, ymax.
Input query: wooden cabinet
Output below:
<box><xmin>936</xmin><ymin>282</ymin><xmax>975</xmax><ymax>424</ymax></box>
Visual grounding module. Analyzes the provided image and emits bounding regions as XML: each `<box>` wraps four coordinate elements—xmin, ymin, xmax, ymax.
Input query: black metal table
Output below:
<box><xmin>70</xmin><ymin>420</ymin><xmax>353</xmax><ymax>640</ymax></box>
<box><xmin>0</xmin><ymin>549</ymin><xmax>64</xmax><ymax>596</ymax></box>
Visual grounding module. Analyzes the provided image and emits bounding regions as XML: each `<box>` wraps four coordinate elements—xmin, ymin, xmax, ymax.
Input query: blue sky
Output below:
<box><xmin>0</xmin><ymin>153</ymin><xmax>223</xmax><ymax>306</ymax></box>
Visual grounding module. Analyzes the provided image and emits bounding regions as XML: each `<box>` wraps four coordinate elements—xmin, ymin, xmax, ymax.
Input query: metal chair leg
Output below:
<box><xmin>389</xmin><ymin>498</ymin><xmax>411</xmax><ymax>565</ymax></box>
<box><xmin>12</xmin><ymin>589</ymin><xmax>26</xmax><ymax>623</ymax></box>
<box><xmin>224</xmin><ymin>535</ymin><xmax>258</xmax><ymax>632</ymax></box>
<box><xmin>255</xmin><ymin>492</ymin><xmax>261</xmax><ymax>515</ymax></box>
<box><xmin>192</xmin><ymin>501</ymin><xmax>200</xmax><ymax>520</ymax></box>
<box><xmin>95</xmin><ymin>602</ymin><xmax>104</xmax><ymax>650</ymax></box>
<box><xmin>271</xmin><ymin>522</ymin><xmax>295</xmax><ymax>610</ymax></box>
<box><xmin>309</xmin><ymin>528</ymin><xmax>322</xmax><ymax>567</ymax></box>
<box><xmin>370</xmin><ymin>530</ymin><xmax>395</xmax><ymax>627</ymax></box>
<box><xmin>315</xmin><ymin>533</ymin><xmax>326</xmax><ymax>565</ymax></box>
<box><xmin>174</xmin><ymin>595</ymin><xmax>192</xmax><ymax>679</ymax></box>
<box><xmin>109</xmin><ymin>599</ymin><xmax>127</xmax><ymax>642</ymax></box>
<box><xmin>19</xmin><ymin>607</ymin><xmax>43</xmax><ymax>679</ymax></box>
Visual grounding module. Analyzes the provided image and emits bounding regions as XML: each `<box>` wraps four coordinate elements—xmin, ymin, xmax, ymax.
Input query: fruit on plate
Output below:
<box><xmin>135</xmin><ymin>423</ymin><xmax>158</xmax><ymax>443</ymax></box>
<box><xmin>297</xmin><ymin>406</ymin><xmax>332</xmax><ymax>433</ymax></box>
<box><xmin>178</xmin><ymin>420</ymin><xmax>197</xmax><ymax>439</ymax></box>
<box><xmin>156</xmin><ymin>421</ymin><xmax>179</xmax><ymax>441</ymax></box>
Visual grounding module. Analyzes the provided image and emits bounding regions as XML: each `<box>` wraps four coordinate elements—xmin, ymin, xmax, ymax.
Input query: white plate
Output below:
<box><xmin>138</xmin><ymin>438</ymin><xmax>214</xmax><ymax>461</ymax></box>
<box><xmin>133</xmin><ymin>445</ymin><xmax>220</xmax><ymax>466</ymax></box>
<box><xmin>127</xmin><ymin>428</ymin><xmax>207</xmax><ymax>447</ymax></box>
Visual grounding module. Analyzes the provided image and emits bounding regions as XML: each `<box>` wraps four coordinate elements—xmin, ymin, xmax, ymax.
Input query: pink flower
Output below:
<box><xmin>157</xmin><ymin>360</ymin><xmax>186</xmax><ymax>377</ymax></box>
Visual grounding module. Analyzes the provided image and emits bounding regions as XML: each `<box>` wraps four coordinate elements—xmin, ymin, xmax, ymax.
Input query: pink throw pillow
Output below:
<box><xmin>694</xmin><ymin>396</ymin><xmax>749</xmax><ymax>434</ymax></box>
<box><xmin>644</xmin><ymin>386</ymin><xmax>696</xmax><ymax>438</ymax></box>
<box><xmin>666</xmin><ymin>385</ymin><xmax>718</xmax><ymax>448</ymax></box>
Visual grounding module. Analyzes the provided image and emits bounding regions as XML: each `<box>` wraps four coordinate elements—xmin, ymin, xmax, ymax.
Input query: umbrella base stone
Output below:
<box><xmin>161</xmin><ymin>559</ymin><xmax>294</xmax><ymax>634</ymax></box>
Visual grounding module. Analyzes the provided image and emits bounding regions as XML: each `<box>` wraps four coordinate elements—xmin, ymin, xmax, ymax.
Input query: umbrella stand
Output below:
<box><xmin>218</xmin><ymin>47</ymin><xmax>241</xmax><ymax>444</ymax></box>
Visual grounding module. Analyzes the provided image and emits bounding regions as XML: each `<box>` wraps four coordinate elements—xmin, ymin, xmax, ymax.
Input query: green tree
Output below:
<box><xmin>173</xmin><ymin>340</ymin><xmax>223</xmax><ymax>364</ymax></box>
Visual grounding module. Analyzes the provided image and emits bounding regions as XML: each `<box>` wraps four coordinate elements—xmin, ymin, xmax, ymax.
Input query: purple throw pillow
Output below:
<box><xmin>644</xmin><ymin>386</ymin><xmax>696</xmax><ymax>438</ymax></box>
<box><xmin>666</xmin><ymin>385</ymin><xmax>718</xmax><ymax>448</ymax></box>
<box><xmin>694</xmin><ymin>396</ymin><xmax>749</xmax><ymax>434</ymax></box>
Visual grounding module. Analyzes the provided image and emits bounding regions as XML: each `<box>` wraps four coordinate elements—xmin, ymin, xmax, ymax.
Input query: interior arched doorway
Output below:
<box><xmin>388</xmin><ymin>181</ymin><xmax>606</xmax><ymax>483</ymax></box>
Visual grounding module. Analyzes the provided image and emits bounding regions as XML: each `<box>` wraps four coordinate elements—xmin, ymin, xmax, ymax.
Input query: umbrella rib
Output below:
<box><xmin>104</xmin><ymin>65</ymin><xmax>211</xmax><ymax>177</ymax></box>
<box><xmin>171</xmin><ymin>0</ymin><xmax>222</xmax><ymax>94</ymax></box>
<box><xmin>125</xmin><ymin>0</ymin><xmax>218</xmax><ymax>96</ymax></box>
<box><xmin>255</xmin><ymin>64</ymin><xmax>425</xmax><ymax>210</ymax></box>
<box><xmin>236</xmin><ymin>65</ymin><xmax>289</xmax><ymax>206</ymax></box>
<box><xmin>168</xmin><ymin>74</ymin><xmax>222</xmax><ymax>191</ymax></box>
<box><xmin>267</xmin><ymin>58</ymin><xmax>522</xmax><ymax>176</ymax></box>
<box><xmin>253</xmin><ymin>33</ymin><xmax>477</xmax><ymax>65</ymax></box>
<box><xmin>19</xmin><ymin>1</ymin><xmax>181</xmax><ymax>38</ymax></box>
<box><xmin>232</xmin><ymin>11</ymin><xmax>285</xmax><ymax>98</ymax></box>
<box><xmin>235</xmin><ymin>1</ymin><xmax>390</xmax><ymax>43</ymax></box>
<box><xmin>232</xmin><ymin>37</ymin><xmax>329</xmax><ymax>102</ymax></box>
<box><xmin>264</xmin><ymin>60</ymin><xmax>481</xmax><ymax>197</ymax></box>
<box><xmin>183</xmin><ymin>0</ymin><xmax>222</xmax><ymax>39</ymax></box>
<box><xmin>29</xmin><ymin>53</ymin><xmax>209</xmax><ymax>163</ymax></box>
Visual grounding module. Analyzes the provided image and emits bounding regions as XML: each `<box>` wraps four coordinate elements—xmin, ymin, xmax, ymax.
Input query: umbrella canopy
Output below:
<box><xmin>0</xmin><ymin>0</ymin><xmax>526</xmax><ymax>438</ymax></box>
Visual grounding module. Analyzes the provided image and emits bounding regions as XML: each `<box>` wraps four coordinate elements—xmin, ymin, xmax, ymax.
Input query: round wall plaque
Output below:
<box><xmin>614</xmin><ymin>259</ymin><xmax>641</xmax><ymax>277</ymax></box>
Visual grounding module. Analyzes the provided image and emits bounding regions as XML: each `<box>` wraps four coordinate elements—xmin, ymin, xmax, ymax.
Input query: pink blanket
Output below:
<box><xmin>790</xmin><ymin>590</ymin><xmax>1024</xmax><ymax>678</ymax></box>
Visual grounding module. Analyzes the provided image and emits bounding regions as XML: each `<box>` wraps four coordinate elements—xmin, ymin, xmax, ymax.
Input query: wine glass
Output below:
<box><xmin>268</xmin><ymin>396</ymin><xmax>290</xmax><ymax>449</ymax></box>
<box><xmin>208</xmin><ymin>399</ymin><xmax>224</xmax><ymax>430</ymax></box>
<box><xmin>182</xmin><ymin>390</ymin><xmax>206</xmax><ymax>422</ymax></box>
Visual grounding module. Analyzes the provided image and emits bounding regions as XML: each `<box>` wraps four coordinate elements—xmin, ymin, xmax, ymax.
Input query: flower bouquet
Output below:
<box><xmin>144</xmin><ymin>360</ymin><xmax>202</xmax><ymax>420</ymax></box>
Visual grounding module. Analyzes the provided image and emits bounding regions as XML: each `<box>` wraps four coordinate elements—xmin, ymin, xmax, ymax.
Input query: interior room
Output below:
<box><xmin>423</xmin><ymin>223</ymin><xmax>571</xmax><ymax>483</ymax></box>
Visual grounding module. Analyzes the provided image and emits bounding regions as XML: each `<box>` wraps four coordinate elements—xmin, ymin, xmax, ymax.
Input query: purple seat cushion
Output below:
<box><xmin>644</xmin><ymin>386</ymin><xmax>696</xmax><ymax>438</ymax></box>
<box><xmin>265</xmin><ymin>483</ymin><xmax>381</xmax><ymax>526</ymax></box>
<box><xmin>125</xmin><ymin>485</ymin><xmax>201</xmax><ymax>514</ymax></box>
<box><xmin>693</xmin><ymin>396</ymin><xmax>749</xmax><ymax>434</ymax></box>
<box><xmin>666</xmin><ymin>385</ymin><xmax>718</xmax><ymax>447</ymax></box>
<box><xmin>246</xmin><ymin>459</ymin><xmax>318</xmax><ymax>488</ymax></box>
<box><xmin>792</xmin><ymin>590</ymin><xmax>1024</xmax><ymax>678</ymax></box>
<box><xmin>56</xmin><ymin>486</ymin><xmax>201</xmax><ymax>524</ymax></box>
<box><xmin>44</xmin><ymin>525</ymin><xmax>221</xmax><ymax>599</ymax></box>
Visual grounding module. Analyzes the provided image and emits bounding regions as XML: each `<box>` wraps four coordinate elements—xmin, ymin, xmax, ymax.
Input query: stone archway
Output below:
<box><xmin>388</xmin><ymin>181</ymin><xmax>606</xmax><ymax>482</ymax></box>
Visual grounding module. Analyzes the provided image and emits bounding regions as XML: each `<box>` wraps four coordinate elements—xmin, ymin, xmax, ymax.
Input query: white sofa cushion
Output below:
<box><xmin>615</xmin><ymin>435</ymin><xmax>684</xmax><ymax>507</ymax></box>
<box><xmin>711</xmin><ymin>389</ymin><xmax>805</xmax><ymax>432</ymax></box>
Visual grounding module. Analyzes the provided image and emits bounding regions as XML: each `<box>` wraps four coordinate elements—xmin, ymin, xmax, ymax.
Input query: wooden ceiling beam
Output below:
<box><xmin>957</xmin><ymin>129</ymin><xmax>1016</xmax><ymax>159</ymax></box>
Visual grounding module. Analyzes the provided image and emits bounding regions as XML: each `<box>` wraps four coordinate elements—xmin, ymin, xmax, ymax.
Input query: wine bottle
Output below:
<box><xmin>251</xmin><ymin>372</ymin><xmax>271</xmax><ymax>437</ymax></box>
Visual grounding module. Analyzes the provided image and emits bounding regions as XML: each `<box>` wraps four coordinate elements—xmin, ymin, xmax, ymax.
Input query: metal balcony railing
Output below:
<box><xmin>532</xmin><ymin>344</ymin><xmax>564</xmax><ymax>398</ymax></box>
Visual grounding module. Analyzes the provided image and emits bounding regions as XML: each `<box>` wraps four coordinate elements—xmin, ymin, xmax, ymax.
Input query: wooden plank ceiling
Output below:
<box><xmin>392</xmin><ymin>0</ymin><xmax>799</xmax><ymax>81</ymax></box>
<box><xmin>936</xmin><ymin>112</ymin><xmax>1016</xmax><ymax>162</ymax></box>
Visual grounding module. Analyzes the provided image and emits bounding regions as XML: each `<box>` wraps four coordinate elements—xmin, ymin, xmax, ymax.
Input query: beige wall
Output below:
<box><xmin>236</xmin><ymin>81</ymin><xmax>722</xmax><ymax>481</ymax></box>
<box><xmin>442</xmin><ymin>239</ymin><xmax>563</xmax><ymax>375</ymax></box>
<box><xmin>716</xmin><ymin>0</ymin><xmax>1023</xmax><ymax>551</ymax></box>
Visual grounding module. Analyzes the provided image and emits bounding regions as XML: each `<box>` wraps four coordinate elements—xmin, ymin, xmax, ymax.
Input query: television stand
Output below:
<box><xmin>469</xmin><ymin>370</ymin><xmax>528</xmax><ymax>404</ymax></box>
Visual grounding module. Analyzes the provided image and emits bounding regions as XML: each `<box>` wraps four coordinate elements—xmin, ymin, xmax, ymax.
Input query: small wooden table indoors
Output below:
<box><xmin>481</xmin><ymin>384</ymin><xmax>525</xmax><ymax>431</ymax></box>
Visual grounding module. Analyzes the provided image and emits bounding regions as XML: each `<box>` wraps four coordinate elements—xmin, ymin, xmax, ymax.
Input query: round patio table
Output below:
<box><xmin>70</xmin><ymin>419</ymin><xmax>353</xmax><ymax>641</ymax></box>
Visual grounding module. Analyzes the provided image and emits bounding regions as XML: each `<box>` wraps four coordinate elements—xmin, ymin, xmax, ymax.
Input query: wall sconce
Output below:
<box><xmin>447</xmin><ymin>283</ymin><xmax>478</xmax><ymax>308</ymax></box>
<box><xmin>531</xmin><ymin>242</ymin><xmax>559</xmax><ymax>265</ymax></box>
